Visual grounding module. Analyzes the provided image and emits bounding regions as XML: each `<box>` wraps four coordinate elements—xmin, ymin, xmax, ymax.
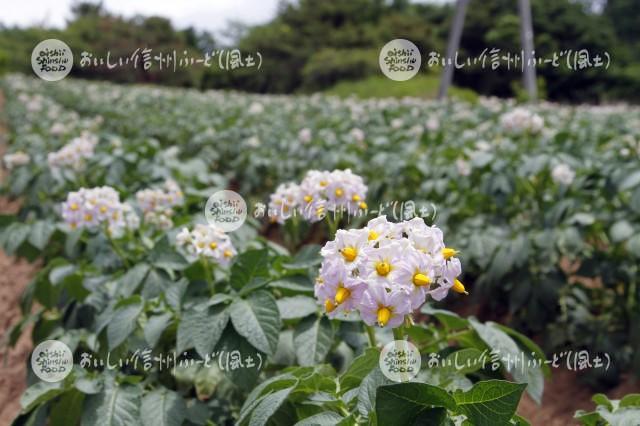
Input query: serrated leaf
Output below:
<box><xmin>453</xmin><ymin>380</ymin><xmax>526</xmax><ymax>426</ymax></box>
<box><xmin>293</xmin><ymin>315</ymin><xmax>333</xmax><ymax>366</ymax></box>
<box><xmin>229</xmin><ymin>291</ymin><xmax>281</xmax><ymax>355</ymax></box>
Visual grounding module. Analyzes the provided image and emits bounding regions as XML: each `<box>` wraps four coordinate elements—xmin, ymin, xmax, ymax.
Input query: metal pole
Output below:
<box><xmin>518</xmin><ymin>0</ymin><xmax>537</xmax><ymax>101</ymax></box>
<box><xmin>438</xmin><ymin>0</ymin><xmax>469</xmax><ymax>100</ymax></box>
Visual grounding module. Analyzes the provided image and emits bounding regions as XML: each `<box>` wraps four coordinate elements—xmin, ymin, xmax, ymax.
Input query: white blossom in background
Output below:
<box><xmin>426</xmin><ymin>117</ymin><xmax>440</xmax><ymax>132</ymax></box>
<box><xmin>3</xmin><ymin>151</ymin><xmax>31</xmax><ymax>170</ymax></box>
<box><xmin>316</xmin><ymin>216</ymin><xmax>466</xmax><ymax>328</ymax></box>
<box><xmin>456</xmin><ymin>158</ymin><xmax>471</xmax><ymax>177</ymax></box>
<box><xmin>268</xmin><ymin>182</ymin><xmax>301</xmax><ymax>224</ymax></box>
<box><xmin>500</xmin><ymin>108</ymin><xmax>544</xmax><ymax>134</ymax></box>
<box><xmin>248</xmin><ymin>101</ymin><xmax>264</xmax><ymax>115</ymax></box>
<box><xmin>551</xmin><ymin>163</ymin><xmax>576</xmax><ymax>186</ymax></box>
<box><xmin>175</xmin><ymin>224</ymin><xmax>236</xmax><ymax>266</ymax></box>
<box><xmin>50</xmin><ymin>122</ymin><xmax>67</xmax><ymax>136</ymax></box>
<box><xmin>61</xmin><ymin>186</ymin><xmax>139</xmax><ymax>237</ymax></box>
<box><xmin>349</xmin><ymin>128</ymin><xmax>365</xmax><ymax>143</ymax></box>
<box><xmin>47</xmin><ymin>132</ymin><xmax>99</xmax><ymax>171</ymax></box>
<box><xmin>136</xmin><ymin>179</ymin><xmax>185</xmax><ymax>229</ymax></box>
<box><xmin>298</xmin><ymin>128</ymin><xmax>312</xmax><ymax>143</ymax></box>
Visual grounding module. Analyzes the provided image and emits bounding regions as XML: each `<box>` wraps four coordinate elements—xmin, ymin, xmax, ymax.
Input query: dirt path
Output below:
<box><xmin>518</xmin><ymin>369</ymin><xmax>639</xmax><ymax>425</ymax></box>
<box><xmin>0</xmin><ymin>90</ymin><xmax>38</xmax><ymax>425</ymax></box>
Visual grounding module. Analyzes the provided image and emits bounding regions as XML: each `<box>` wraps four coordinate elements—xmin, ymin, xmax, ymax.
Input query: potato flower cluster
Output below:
<box><xmin>315</xmin><ymin>216</ymin><xmax>466</xmax><ymax>328</ymax></box>
<box><xmin>61</xmin><ymin>186</ymin><xmax>139</xmax><ymax>237</ymax></box>
<box><xmin>2</xmin><ymin>151</ymin><xmax>30</xmax><ymax>170</ymax></box>
<box><xmin>176</xmin><ymin>224</ymin><xmax>237</xmax><ymax>266</ymax></box>
<box><xmin>47</xmin><ymin>132</ymin><xmax>99</xmax><ymax>171</ymax></box>
<box><xmin>268</xmin><ymin>169</ymin><xmax>368</xmax><ymax>224</ymax></box>
<box><xmin>135</xmin><ymin>179</ymin><xmax>185</xmax><ymax>229</ymax></box>
<box><xmin>500</xmin><ymin>108</ymin><xmax>544</xmax><ymax>134</ymax></box>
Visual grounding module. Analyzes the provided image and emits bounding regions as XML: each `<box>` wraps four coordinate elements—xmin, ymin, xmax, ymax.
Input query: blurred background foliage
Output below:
<box><xmin>0</xmin><ymin>0</ymin><xmax>638</xmax><ymax>102</ymax></box>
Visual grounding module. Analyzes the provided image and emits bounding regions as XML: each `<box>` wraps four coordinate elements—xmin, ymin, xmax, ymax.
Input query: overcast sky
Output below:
<box><xmin>0</xmin><ymin>0</ymin><xmax>281</xmax><ymax>33</ymax></box>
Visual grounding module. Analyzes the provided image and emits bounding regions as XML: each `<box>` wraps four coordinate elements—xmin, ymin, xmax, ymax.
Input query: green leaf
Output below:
<box><xmin>216</xmin><ymin>325</ymin><xmax>264</xmax><ymax>390</ymax></box>
<box><xmin>375</xmin><ymin>382</ymin><xmax>457</xmax><ymax>425</ymax></box>
<box><xmin>619</xmin><ymin>394</ymin><xmax>640</xmax><ymax>408</ymax></box>
<box><xmin>248</xmin><ymin>386</ymin><xmax>295</xmax><ymax>426</ymax></box>
<box><xmin>107</xmin><ymin>296</ymin><xmax>144</xmax><ymax>350</ymax></box>
<box><xmin>50</xmin><ymin>389</ymin><xmax>84</xmax><ymax>426</ymax></box>
<box><xmin>268</xmin><ymin>275</ymin><xmax>314</xmax><ymax>294</ymax></box>
<box><xmin>20</xmin><ymin>381</ymin><xmax>65</xmax><ymax>413</ymax></box>
<box><xmin>28</xmin><ymin>220</ymin><xmax>56</xmax><ymax>250</ymax></box>
<box><xmin>453</xmin><ymin>380</ymin><xmax>526</xmax><ymax>426</ymax></box>
<box><xmin>144</xmin><ymin>313</ymin><xmax>173</xmax><ymax>348</ymax></box>
<box><xmin>294</xmin><ymin>411</ymin><xmax>344</xmax><ymax>425</ymax></box>
<box><xmin>276</xmin><ymin>296</ymin><xmax>318</xmax><ymax>319</ymax></box>
<box><xmin>591</xmin><ymin>393</ymin><xmax>613</xmax><ymax>410</ymax></box>
<box><xmin>230</xmin><ymin>249</ymin><xmax>270</xmax><ymax>292</ymax></box>
<box><xmin>282</xmin><ymin>244</ymin><xmax>321</xmax><ymax>269</ymax></box>
<box><xmin>82</xmin><ymin>380</ymin><xmax>142</xmax><ymax>426</ymax></box>
<box><xmin>149</xmin><ymin>236</ymin><xmax>188</xmax><ymax>271</ymax></box>
<box><xmin>420</xmin><ymin>306</ymin><xmax>469</xmax><ymax>329</ymax></box>
<box><xmin>238</xmin><ymin>373</ymin><xmax>298</xmax><ymax>423</ymax></box>
<box><xmin>340</xmin><ymin>347</ymin><xmax>380</xmax><ymax>392</ymax></box>
<box><xmin>443</xmin><ymin>348</ymin><xmax>485</xmax><ymax>375</ymax></box>
<box><xmin>610</xmin><ymin>220</ymin><xmax>634</xmax><ymax>243</ymax></box>
<box><xmin>356</xmin><ymin>368</ymin><xmax>393</xmax><ymax>418</ymax></box>
<box><xmin>117</xmin><ymin>263</ymin><xmax>151</xmax><ymax>297</ymax></box>
<box><xmin>177</xmin><ymin>304</ymin><xmax>228</xmax><ymax>358</ymax></box>
<box><xmin>140</xmin><ymin>388</ymin><xmax>187</xmax><ymax>426</ymax></box>
<box><xmin>619</xmin><ymin>170</ymin><xmax>640</xmax><ymax>191</ymax></box>
<box><xmin>229</xmin><ymin>291</ymin><xmax>281</xmax><ymax>355</ymax></box>
<box><xmin>293</xmin><ymin>315</ymin><xmax>333</xmax><ymax>366</ymax></box>
<box><xmin>493</xmin><ymin>323</ymin><xmax>551</xmax><ymax>377</ymax></box>
<box><xmin>470</xmin><ymin>319</ymin><xmax>544</xmax><ymax>404</ymax></box>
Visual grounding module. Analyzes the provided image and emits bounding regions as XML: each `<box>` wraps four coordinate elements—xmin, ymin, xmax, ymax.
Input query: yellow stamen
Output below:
<box><xmin>223</xmin><ymin>249</ymin><xmax>233</xmax><ymax>258</ymax></box>
<box><xmin>70</xmin><ymin>223</ymin><xmax>77</xmax><ymax>230</ymax></box>
<box><xmin>375</xmin><ymin>261</ymin><xmax>391</xmax><ymax>276</ymax></box>
<box><xmin>368</xmin><ymin>230</ymin><xmax>379</xmax><ymax>241</ymax></box>
<box><xmin>452</xmin><ymin>279</ymin><xmax>468</xmax><ymax>295</ymax></box>
<box><xmin>197</xmin><ymin>241</ymin><xmax>205</xmax><ymax>249</ymax></box>
<box><xmin>209</xmin><ymin>242</ymin><xmax>218</xmax><ymax>250</ymax></box>
<box><xmin>352</xmin><ymin>194</ymin><xmax>361</xmax><ymax>201</ymax></box>
<box><xmin>335</xmin><ymin>286</ymin><xmax>350</xmax><ymax>304</ymax></box>
<box><xmin>325</xmin><ymin>299</ymin><xmax>336</xmax><ymax>313</ymax></box>
<box><xmin>283</xmin><ymin>205</ymin><xmax>289</xmax><ymax>212</ymax></box>
<box><xmin>377</xmin><ymin>307</ymin><xmax>392</xmax><ymax>327</ymax></box>
<box><xmin>70</xmin><ymin>203</ymin><xmax>79</xmax><ymax>211</ymax></box>
<box><xmin>412</xmin><ymin>273</ymin><xmax>431</xmax><ymax>287</ymax></box>
<box><xmin>335</xmin><ymin>188</ymin><xmax>344</xmax><ymax>197</ymax></box>
<box><xmin>359</xmin><ymin>202</ymin><xmax>367</xmax><ymax>209</ymax></box>
<box><xmin>442</xmin><ymin>247</ymin><xmax>458</xmax><ymax>260</ymax></box>
<box><xmin>320</xmin><ymin>180</ymin><xmax>328</xmax><ymax>187</ymax></box>
<box><xmin>99</xmin><ymin>206</ymin><xmax>107</xmax><ymax>214</ymax></box>
<box><xmin>341</xmin><ymin>247</ymin><xmax>357</xmax><ymax>262</ymax></box>
<box><xmin>303</xmin><ymin>195</ymin><xmax>313</xmax><ymax>203</ymax></box>
<box><xmin>83</xmin><ymin>214</ymin><xmax>93</xmax><ymax>222</ymax></box>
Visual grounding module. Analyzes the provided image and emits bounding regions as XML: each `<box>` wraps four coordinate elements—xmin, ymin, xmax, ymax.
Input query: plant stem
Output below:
<box><xmin>393</xmin><ymin>324</ymin><xmax>406</xmax><ymax>341</ymax></box>
<box><xmin>106</xmin><ymin>230</ymin><xmax>130</xmax><ymax>268</ymax></box>
<box><xmin>365</xmin><ymin>325</ymin><xmax>377</xmax><ymax>348</ymax></box>
<box><xmin>201</xmin><ymin>256</ymin><xmax>215</xmax><ymax>294</ymax></box>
